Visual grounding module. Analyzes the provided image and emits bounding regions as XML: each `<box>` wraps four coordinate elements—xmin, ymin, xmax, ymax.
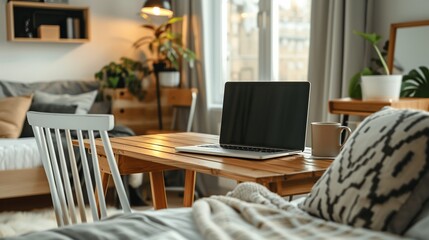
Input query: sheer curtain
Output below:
<box><xmin>307</xmin><ymin>0</ymin><xmax>373</xmax><ymax>125</ymax></box>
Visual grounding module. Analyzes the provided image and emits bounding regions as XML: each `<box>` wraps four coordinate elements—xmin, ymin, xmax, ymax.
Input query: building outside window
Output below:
<box><xmin>207</xmin><ymin>0</ymin><xmax>311</xmax><ymax>105</ymax></box>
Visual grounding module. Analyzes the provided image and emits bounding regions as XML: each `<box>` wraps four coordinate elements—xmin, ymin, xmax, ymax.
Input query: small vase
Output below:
<box><xmin>361</xmin><ymin>75</ymin><xmax>402</xmax><ymax>101</ymax></box>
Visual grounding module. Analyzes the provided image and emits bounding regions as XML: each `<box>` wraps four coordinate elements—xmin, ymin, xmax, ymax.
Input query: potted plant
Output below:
<box><xmin>133</xmin><ymin>17</ymin><xmax>196</xmax><ymax>87</ymax></box>
<box><xmin>95</xmin><ymin>57</ymin><xmax>149</xmax><ymax>100</ymax></box>
<box><xmin>349</xmin><ymin>31</ymin><xmax>402</xmax><ymax>101</ymax></box>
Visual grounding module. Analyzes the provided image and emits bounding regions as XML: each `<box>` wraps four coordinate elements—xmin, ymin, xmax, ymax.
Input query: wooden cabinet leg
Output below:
<box><xmin>183</xmin><ymin>170</ymin><xmax>196</xmax><ymax>207</ymax></box>
<box><xmin>149</xmin><ymin>171</ymin><xmax>168</xmax><ymax>210</ymax></box>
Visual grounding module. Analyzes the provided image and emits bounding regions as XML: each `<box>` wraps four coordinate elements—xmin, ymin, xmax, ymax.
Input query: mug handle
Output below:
<box><xmin>339</xmin><ymin>126</ymin><xmax>352</xmax><ymax>149</ymax></box>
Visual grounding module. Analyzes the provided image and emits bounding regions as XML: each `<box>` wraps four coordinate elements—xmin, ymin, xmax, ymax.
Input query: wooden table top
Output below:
<box><xmin>96</xmin><ymin>132</ymin><xmax>333</xmax><ymax>184</ymax></box>
<box><xmin>329</xmin><ymin>97</ymin><xmax>429</xmax><ymax>116</ymax></box>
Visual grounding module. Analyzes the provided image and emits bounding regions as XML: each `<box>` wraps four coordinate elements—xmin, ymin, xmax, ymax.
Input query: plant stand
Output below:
<box><xmin>155</xmin><ymin>71</ymin><xmax>163</xmax><ymax>130</ymax></box>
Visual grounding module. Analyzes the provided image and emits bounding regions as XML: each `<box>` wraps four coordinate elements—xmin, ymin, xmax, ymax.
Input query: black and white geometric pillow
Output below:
<box><xmin>299</xmin><ymin>107</ymin><xmax>429</xmax><ymax>234</ymax></box>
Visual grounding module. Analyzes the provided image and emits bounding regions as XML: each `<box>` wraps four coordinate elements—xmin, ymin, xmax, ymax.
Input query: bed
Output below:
<box><xmin>0</xmin><ymin>138</ymin><xmax>48</xmax><ymax>199</ymax></box>
<box><xmin>5</xmin><ymin>182</ymin><xmax>424</xmax><ymax>240</ymax></box>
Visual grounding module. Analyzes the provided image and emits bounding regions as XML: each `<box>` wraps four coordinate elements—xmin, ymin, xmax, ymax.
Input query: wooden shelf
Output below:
<box><xmin>6</xmin><ymin>1</ymin><xmax>90</xmax><ymax>43</ymax></box>
<box><xmin>329</xmin><ymin>97</ymin><xmax>429</xmax><ymax>116</ymax></box>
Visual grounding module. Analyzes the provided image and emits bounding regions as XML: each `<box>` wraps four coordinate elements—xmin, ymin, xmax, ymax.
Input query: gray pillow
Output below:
<box><xmin>33</xmin><ymin>90</ymin><xmax>97</xmax><ymax>114</ymax></box>
<box><xmin>299</xmin><ymin>107</ymin><xmax>429</xmax><ymax>234</ymax></box>
<box><xmin>20</xmin><ymin>103</ymin><xmax>78</xmax><ymax>138</ymax></box>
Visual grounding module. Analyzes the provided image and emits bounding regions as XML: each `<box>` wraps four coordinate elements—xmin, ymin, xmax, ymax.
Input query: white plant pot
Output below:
<box><xmin>158</xmin><ymin>71</ymin><xmax>180</xmax><ymax>87</ymax></box>
<box><xmin>361</xmin><ymin>75</ymin><xmax>402</xmax><ymax>101</ymax></box>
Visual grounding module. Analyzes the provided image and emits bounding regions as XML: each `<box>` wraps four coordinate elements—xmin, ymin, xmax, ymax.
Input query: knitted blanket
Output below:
<box><xmin>192</xmin><ymin>182</ymin><xmax>405</xmax><ymax>240</ymax></box>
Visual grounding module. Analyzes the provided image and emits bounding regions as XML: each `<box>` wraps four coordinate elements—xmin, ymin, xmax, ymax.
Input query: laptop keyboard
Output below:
<box><xmin>198</xmin><ymin>144</ymin><xmax>285</xmax><ymax>153</ymax></box>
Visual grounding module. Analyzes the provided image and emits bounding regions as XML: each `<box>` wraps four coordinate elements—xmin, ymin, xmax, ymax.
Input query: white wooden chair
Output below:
<box><xmin>146</xmin><ymin>88</ymin><xmax>198</xmax><ymax>134</ymax></box>
<box><xmin>27</xmin><ymin>111</ymin><xmax>131</xmax><ymax>227</ymax></box>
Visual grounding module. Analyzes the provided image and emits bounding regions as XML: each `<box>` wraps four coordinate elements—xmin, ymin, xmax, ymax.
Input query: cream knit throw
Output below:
<box><xmin>192</xmin><ymin>182</ymin><xmax>405</xmax><ymax>240</ymax></box>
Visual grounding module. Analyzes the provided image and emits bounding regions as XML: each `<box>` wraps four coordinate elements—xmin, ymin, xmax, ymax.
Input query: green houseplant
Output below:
<box><xmin>349</xmin><ymin>31</ymin><xmax>402</xmax><ymax>101</ymax></box>
<box><xmin>401</xmin><ymin>66</ymin><xmax>429</xmax><ymax>97</ymax></box>
<box><xmin>95</xmin><ymin>57</ymin><xmax>149</xmax><ymax>100</ymax></box>
<box><xmin>133</xmin><ymin>17</ymin><xmax>196</xmax><ymax>87</ymax></box>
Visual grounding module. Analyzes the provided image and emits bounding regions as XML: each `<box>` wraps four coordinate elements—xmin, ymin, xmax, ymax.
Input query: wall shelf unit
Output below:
<box><xmin>6</xmin><ymin>1</ymin><xmax>90</xmax><ymax>43</ymax></box>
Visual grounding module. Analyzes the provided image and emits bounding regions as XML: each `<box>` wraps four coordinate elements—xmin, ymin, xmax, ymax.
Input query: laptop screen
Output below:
<box><xmin>219</xmin><ymin>81</ymin><xmax>310</xmax><ymax>150</ymax></box>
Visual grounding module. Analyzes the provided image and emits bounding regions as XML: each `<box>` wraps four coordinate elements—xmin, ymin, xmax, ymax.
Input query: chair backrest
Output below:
<box><xmin>26</xmin><ymin>111</ymin><xmax>131</xmax><ymax>227</ymax></box>
<box><xmin>167</xmin><ymin>88</ymin><xmax>198</xmax><ymax>132</ymax></box>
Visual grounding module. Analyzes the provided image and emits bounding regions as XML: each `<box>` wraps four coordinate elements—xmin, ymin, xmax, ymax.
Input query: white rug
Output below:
<box><xmin>0</xmin><ymin>208</ymin><xmax>57</xmax><ymax>238</ymax></box>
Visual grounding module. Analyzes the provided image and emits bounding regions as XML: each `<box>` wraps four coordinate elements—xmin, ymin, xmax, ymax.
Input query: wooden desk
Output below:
<box><xmin>329</xmin><ymin>98</ymin><xmax>429</xmax><ymax>126</ymax></box>
<box><xmin>91</xmin><ymin>132</ymin><xmax>332</xmax><ymax>210</ymax></box>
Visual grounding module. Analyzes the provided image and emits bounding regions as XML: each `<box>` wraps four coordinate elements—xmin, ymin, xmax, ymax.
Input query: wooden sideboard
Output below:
<box><xmin>103</xmin><ymin>88</ymin><xmax>174</xmax><ymax>135</ymax></box>
<box><xmin>329</xmin><ymin>98</ymin><xmax>429</xmax><ymax>126</ymax></box>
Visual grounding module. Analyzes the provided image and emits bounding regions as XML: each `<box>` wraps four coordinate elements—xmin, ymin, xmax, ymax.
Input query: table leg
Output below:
<box><xmin>341</xmin><ymin>114</ymin><xmax>349</xmax><ymax>127</ymax></box>
<box><xmin>95</xmin><ymin>172</ymin><xmax>110</xmax><ymax>218</ymax></box>
<box><xmin>183</xmin><ymin>170</ymin><xmax>196</xmax><ymax>207</ymax></box>
<box><xmin>341</xmin><ymin>114</ymin><xmax>350</xmax><ymax>143</ymax></box>
<box><xmin>101</xmin><ymin>172</ymin><xmax>110</xmax><ymax>196</ymax></box>
<box><xmin>149</xmin><ymin>171</ymin><xmax>168</xmax><ymax>209</ymax></box>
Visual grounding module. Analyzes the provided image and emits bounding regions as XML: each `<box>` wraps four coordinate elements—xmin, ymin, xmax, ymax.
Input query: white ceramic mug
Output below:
<box><xmin>311</xmin><ymin>122</ymin><xmax>352</xmax><ymax>157</ymax></box>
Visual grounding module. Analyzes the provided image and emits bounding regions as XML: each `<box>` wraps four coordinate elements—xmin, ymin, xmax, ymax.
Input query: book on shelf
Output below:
<box><xmin>65</xmin><ymin>17</ymin><xmax>81</xmax><ymax>39</ymax></box>
<box><xmin>66</xmin><ymin>17</ymin><xmax>73</xmax><ymax>39</ymax></box>
<box><xmin>73</xmin><ymin>18</ymin><xmax>80</xmax><ymax>39</ymax></box>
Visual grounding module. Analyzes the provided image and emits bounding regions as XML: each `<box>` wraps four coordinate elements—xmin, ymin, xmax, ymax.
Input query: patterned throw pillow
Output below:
<box><xmin>299</xmin><ymin>107</ymin><xmax>429</xmax><ymax>234</ymax></box>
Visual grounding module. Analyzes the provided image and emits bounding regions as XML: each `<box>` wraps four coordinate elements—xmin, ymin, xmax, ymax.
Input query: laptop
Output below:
<box><xmin>175</xmin><ymin>81</ymin><xmax>310</xmax><ymax>160</ymax></box>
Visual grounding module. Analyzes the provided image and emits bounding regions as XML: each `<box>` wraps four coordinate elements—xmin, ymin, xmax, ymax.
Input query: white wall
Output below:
<box><xmin>373</xmin><ymin>0</ymin><xmax>429</xmax><ymax>41</ymax></box>
<box><xmin>372</xmin><ymin>0</ymin><xmax>429</xmax><ymax>75</ymax></box>
<box><xmin>0</xmin><ymin>0</ymin><xmax>150</xmax><ymax>83</ymax></box>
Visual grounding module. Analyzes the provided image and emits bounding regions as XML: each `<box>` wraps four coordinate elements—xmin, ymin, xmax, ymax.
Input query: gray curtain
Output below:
<box><xmin>172</xmin><ymin>0</ymin><xmax>210</xmax><ymax>133</ymax></box>
<box><xmin>307</xmin><ymin>0</ymin><xmax>373</xmax><ymax>126</ymax></box>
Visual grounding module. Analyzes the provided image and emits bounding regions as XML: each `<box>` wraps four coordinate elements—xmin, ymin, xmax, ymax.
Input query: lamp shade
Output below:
<box><xmin>141</xmin><ymin>0</ymin><xmax>173</xmax><ymax>17</ymax></box>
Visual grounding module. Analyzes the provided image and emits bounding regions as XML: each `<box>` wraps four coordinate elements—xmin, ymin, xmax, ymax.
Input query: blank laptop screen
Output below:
<box><xmin>219</xmin><ymin>81</ymin><xmax>310</xmax><ymax>150</ymax></box>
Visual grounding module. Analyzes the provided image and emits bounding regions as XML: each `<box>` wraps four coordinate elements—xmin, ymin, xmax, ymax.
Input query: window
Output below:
<box><xmin>206</xmin><ymin>0</ymin><xmax>311</xmax><ymax>105</ymax></box>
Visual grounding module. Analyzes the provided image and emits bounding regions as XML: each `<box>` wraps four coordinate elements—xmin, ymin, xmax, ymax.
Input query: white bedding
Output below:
<box><xmin>0</xmin><ymin>138</ymin><xmax>41</xmax><ymax>171</ymax></box>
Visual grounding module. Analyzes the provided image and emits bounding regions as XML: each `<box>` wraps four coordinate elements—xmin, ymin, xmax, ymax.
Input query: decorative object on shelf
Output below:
<box><xmin>38</xmin><ymin>25</ymin><xmax>60</xmax><ymax>40</ymax></box>
<box><xmin>401</xmin><ymin>66</ymin><xmax>429</xmax><ymax>97</ymax></box>
<box><xmin>140</xmin><ymin>0</ymin><xmax>173</xmax><ymax>17</ymax></box>
<box><xmin>349</xmin><ymin>31</ymin><xmax>402</xmax><ymax>101</ymax></box>
<box><xmin>24</xmin><ymin>18</ymin><xmax>33</xmax><ymax>38</ymax></box>
<box><xmin>95</xmin><ymin>57</ymin><xmax>150</xmax><ymax>101</ymax></box>
<box><xmin>133</xmin><ymin>16</ymin><xmax>196</xmax><ymax>129</ymax></box>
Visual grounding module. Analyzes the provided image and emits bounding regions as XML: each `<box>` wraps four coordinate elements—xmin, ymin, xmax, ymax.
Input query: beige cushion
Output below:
<box><xmin>0</xmin><ymin>95</ymin><xmax>33</xmax><ymax>138</ymax></box>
